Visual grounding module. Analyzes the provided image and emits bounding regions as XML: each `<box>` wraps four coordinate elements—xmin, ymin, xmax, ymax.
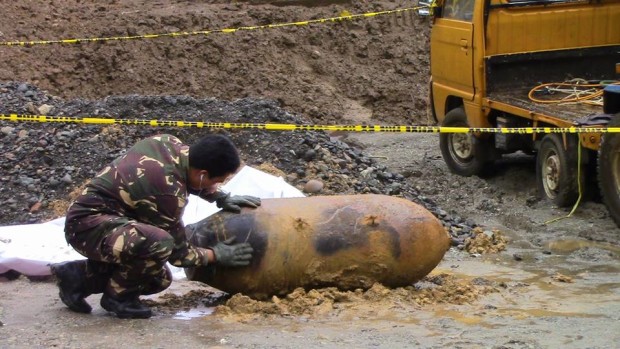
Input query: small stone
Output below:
<box><xmin>360</xmin><ymin>167</ymin><xmax>374</xmax><ymax>178</ymax></box>
<box><xmin>163</xmin><ymin>96</ymin><xmax>177</xmax><ymax>105</ymax></box>
<box><xmin>26</xmin><ymin>102</ymin><xmax>37</xmax><ymax>114</ymax></box>
<box><xmin>60</xmin><ymin>174</ymin><xmax>72</xmax><ymax>184</ymax></box>
<box><xmin>303</xmin><ymin>179</ymin><xmax>324</xmax><ymax>193</ymax></box>
<box><xmin>1</xmin><ymin>126</ymin><xmax>15</xmax><ymax>135</ymax></box>
<box><xmin>513</xmin><ymin>254</ymin><xmax>523</xmax><ymax>261</ymax></box>
<box><xmin>42</xmin><ymin>155</ymin><xmax>54</xmax><ymax>166</ymax></box>
<box><xmin>303</xmin><ymin>149</ymin><xmax>316</xmax><ymax>161</ymax></box>
<box><xmin>29</xmin><ymin>201</ymin><xmax>42</xmax><ymax>213</ymax></box>
<box><xmin>19</xmin><ymin>176</ymin><xmax>35</xmax><ymax>186</ymax></box>
<box><xmin>37</xmin><ymin>104</ymin><xmax>53</xmax><ymax>115</ymax></box>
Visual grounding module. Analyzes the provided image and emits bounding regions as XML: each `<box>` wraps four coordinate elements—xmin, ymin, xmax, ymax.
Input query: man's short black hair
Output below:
<box><xmin>189</xmin><ymin>134</ymin><xmax>240</xmax><ymax>177</ymax></box>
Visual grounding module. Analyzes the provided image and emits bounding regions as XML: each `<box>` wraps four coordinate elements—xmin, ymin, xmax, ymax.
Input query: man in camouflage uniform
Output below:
<box><xmin>50</xmin><ymin>133</ymin><xmax>260</xmax><ymax>319</ymax></box>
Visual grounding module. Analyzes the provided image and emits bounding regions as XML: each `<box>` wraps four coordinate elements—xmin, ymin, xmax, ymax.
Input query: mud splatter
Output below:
<box><xmin>47</xmin><ymin>183</ymin><xmax>88</xmax><ymax>217</ymax></box>
<box><xmin>255</xmin><ymin>162</ymin><xmax>288</xmax><ymax>178</ymax></box>
<box><xmin>144</xmin><ymin>289</ymin><xmax>229</xmax><ymax>313</ymax></box>
<box><xmin>214</xmin><ymin>273</ymin><xmax>499</xmax><ymax>320</ymax></box>
<box><xmin>465</xmin><ymin>227</ymin><xmax>508</xmax><ymax>254</ymax></box>
<box><xmin>551</xmin><ymin>273</ymin><xmax>574</xmax><ymax>283</ymax></box>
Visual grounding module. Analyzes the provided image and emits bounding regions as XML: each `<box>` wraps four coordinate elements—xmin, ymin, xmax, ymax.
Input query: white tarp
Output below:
<box><xmin>0</xmin><ymin>166</ymin><xmax>304</xmax><ymax>278</ymax></box>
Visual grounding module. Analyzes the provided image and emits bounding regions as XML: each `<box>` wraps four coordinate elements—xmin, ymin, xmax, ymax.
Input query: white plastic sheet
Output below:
<box><xmin>0</xmin><ymin>166</ymin><xmax>304</xmax><ymax>278</ymax></box>
<box><xmin>0</xmin><ymin>217</ymin><xmax>74</xmax><ymax>276</ymax></box>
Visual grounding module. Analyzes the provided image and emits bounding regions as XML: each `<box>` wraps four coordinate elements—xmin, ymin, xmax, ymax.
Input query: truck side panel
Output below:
<box><xmin>486</xmin><ymin>1</ymin><xmax>620</xmax><ymax>56</ymax></box>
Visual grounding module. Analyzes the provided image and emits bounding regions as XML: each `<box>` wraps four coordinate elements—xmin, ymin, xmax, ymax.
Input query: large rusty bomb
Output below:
<box><xmin>185</xmin><ymin>194</ymin><xmax>449</xmax><ymax>299</ymax></box>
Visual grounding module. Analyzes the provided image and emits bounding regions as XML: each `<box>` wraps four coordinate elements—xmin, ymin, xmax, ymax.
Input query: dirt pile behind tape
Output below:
<box><xmin>0</xmin><ymin>0</ymin><xmax>431</xmax><ymax>126</ymax></box>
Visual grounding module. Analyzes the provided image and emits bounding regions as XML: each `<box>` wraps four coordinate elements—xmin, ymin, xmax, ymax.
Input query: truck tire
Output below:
<box><xmin>536</xmin><ymin>133</ymin><xmax>581</xmax><ymax>207</ymax></box>
<box><xmin>439</xmin><ymin>107</ymin><xmax>489</xmax><ymax>176</ymax></box>
<box><xmin>598</xmin><ymin>114</ymin><xmax>620</xmax><ymax>227</ymax></box>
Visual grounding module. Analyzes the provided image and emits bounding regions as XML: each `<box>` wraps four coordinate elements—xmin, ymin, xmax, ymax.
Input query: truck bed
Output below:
<box><xmin>487</xmin><ymin>87</ymin><xmax>605</xmax><ymax>125</ymax></box>
<box><xmin>484</xmin><ymin>44</ymin><xmax>618</xmax><ymax>126</ymax></box>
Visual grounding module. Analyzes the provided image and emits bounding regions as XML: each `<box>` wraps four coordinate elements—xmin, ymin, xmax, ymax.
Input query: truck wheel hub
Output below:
<box><xmin>452</xmin><ymin>134</ymin><xmax>473</xmax><ymax>159</ymax></box>
<box><xmin>543</xmin><ymin>154</ymin><xmax>560</xmax><ymax>192</ymax></box>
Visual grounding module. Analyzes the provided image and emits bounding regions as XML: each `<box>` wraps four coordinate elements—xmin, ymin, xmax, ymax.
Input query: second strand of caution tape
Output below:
<box><xmin>0</xmin><ymin>7</ymin><xmax>421</xmax><ymax>46</ymax></box>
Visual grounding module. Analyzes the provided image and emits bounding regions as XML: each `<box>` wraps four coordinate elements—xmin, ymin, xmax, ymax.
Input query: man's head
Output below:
<box><xmin>188</xmin><ymin>134</ymin><xmax>241</xmax><ymax>193</ymax></box>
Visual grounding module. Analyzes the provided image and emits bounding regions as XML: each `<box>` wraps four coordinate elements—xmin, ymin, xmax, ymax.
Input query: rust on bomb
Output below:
<box><xmin>185</xmin><ymin>194</ymin><xmax>450</xmax><ymax>300</ymax></box>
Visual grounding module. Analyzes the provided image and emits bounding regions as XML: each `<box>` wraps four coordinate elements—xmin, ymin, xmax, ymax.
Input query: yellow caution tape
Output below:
<box><xmin>1</xmin><ymin>113</ymin><xmax>618</xmax><ymax>133</ymax></box>
<box><xmin>0</xmin><ymin>7</ymin><xmax>422</xmax><ymax>47</ymax></box>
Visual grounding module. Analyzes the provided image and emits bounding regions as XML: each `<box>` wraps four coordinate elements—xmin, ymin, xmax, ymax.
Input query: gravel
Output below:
<box><xmin>0</xmin><ymin>81</ymin><xmax>477</xmax><ymax>243</ymax></box>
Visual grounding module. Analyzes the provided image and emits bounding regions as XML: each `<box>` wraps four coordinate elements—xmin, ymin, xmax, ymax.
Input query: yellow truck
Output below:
<box><xmin>419</xmin><ymin>0</ymin><xmax>620</xmax><ymax>226</ymax></box>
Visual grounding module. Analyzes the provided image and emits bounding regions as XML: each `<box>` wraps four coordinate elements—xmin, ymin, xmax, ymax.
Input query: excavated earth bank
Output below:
<box><xmin>1</xmin><ymin>1</ymin><xmax>619</xmax><ymax>348</ymax></box>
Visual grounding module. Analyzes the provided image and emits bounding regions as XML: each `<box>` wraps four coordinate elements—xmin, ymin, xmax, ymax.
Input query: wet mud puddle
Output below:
<box><xmin>172</xmin><ymin>306</ymin><xmax>215</xmax><ymax>320</ymax></box>
<box><xmin>422</xmin><ymin>239</ymin><xmax>620</xmax><ymax>347</ymax></box>
<box><xmin>140</xmin><ymin>235</ymin><xmax>619</xmax><ymax>347</ymax></box>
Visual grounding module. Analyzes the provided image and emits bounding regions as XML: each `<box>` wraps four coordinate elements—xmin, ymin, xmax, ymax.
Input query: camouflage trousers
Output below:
<box><xmin>65</xmin><ymin>214</ymin><xmax>175</xmax><ymax>297</ymax></box>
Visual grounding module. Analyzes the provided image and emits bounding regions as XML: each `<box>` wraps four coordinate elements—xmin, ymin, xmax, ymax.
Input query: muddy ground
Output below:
<box><xmin>1</xmin><ymin>1</ymin><xmax>619</xmax><ymax>348</ymax></box>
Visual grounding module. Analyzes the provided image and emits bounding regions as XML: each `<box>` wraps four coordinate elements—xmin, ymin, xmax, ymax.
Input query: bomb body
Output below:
<box><xmin>185</xmin><ymin>194</ymin><xmax>449</xmax><ymax>299</ymax></box>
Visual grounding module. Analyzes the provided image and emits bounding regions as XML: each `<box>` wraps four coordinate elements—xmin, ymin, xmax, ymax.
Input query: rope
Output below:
<box><xmin>528</xmin><ymin>80</ymin><xmax>619</xmax><ymax>105</ymax></box>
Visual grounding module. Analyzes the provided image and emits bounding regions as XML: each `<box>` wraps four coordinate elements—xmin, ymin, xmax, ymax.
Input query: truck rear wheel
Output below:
<box><xmin>598</xmin><ymin>114</ymin><xmax>620</xmax><ymax>227</ymax></box>
<box><xmin>439</xmin><ymin>107</ymin><xmax>489</xmax><ymax>176</ymax></box>
<box><xmin>536</xmin><ymin>133</ymin><xmax>581</xmax><ymax>207</ymax></box>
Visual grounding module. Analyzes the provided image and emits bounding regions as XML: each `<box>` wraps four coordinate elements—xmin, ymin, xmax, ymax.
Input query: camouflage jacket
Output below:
<box><xmin>65</xmin><ymin>134</ymin><xmax>222</xmax><ymax>267</ymax></box>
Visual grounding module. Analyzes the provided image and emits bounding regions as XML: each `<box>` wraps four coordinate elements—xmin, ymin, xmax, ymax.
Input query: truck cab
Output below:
<box><xmin>420</xmin><ymin>0</ymin><xmax>620</xmax><ymax>225</ymax></box>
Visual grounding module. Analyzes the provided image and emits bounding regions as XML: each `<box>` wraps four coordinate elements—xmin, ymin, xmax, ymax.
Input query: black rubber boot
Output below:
<box><xmin>50</xmin><ymin>260</ymin><xmax>92</xmax><ymax>314</ymax></box>
<box><xmin>100</xmin><ymin>293</ymin><xmax>152</xmax><ymax>319</ymax></box>
<box><xmin>85</xmin><ymin>260</ymin><xmax>114</xmax><ymax>294</ymax></box>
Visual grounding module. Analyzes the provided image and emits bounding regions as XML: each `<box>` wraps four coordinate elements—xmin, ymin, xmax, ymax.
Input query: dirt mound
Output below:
<box><xmin>0</xmin><ymin>83</ymin><xmax>478</xmax><ymax>245</ymax></box>
<box><xmin>0</xmin><ymin>0</ymin><xmax>430</xmax><ymax>126</ymax></box>
<box><xmin>464</xmin><ymin>227</ymin><xmax>508</xmax><ymax>254</ymax></box>
<box><xmin>144</xmin><ymin>273</ymin><xmax>499</xmax><ymax>320</ymax></box>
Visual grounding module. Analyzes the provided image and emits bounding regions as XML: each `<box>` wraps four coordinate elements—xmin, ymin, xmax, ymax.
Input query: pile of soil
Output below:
<box><xmin>217</xmin><ymin>274</ymin><xmax>498</xmax><ymax>319</ymax></box>
<box><xmin>0</xmin><ymin>0</ymin><xmax>460</xmax><ymax>231</ymax></box>
<box><xmin>464</xmin><ymin>228</ymin><xmax>508</xmax><ymax>255</ymax></box>
<box><xmin>0</xmin><ymin>0</ymin><xmax>431</xmax><ymax>126</ymax></box>
<box><xmin>0</xmin><ymin>81</ymin><xmax>484</xmax><ymax>248</ymax></box>
<box><xmin>143</xmin><ymin>273</ymin><xmax>500</xmax><ymax>320</ymax></box>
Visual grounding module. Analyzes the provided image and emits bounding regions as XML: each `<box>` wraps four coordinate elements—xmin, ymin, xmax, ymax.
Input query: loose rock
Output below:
<box><xmin>0</xmin><ymin>82</ymin><xmax>480</xmax><ymax>242</ymax></box>
<box><xmin>303</xmin><ymin>179</ymin><xmax>324</xmax><ymax>193</ymax></box>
